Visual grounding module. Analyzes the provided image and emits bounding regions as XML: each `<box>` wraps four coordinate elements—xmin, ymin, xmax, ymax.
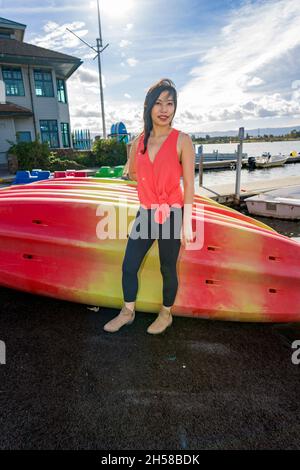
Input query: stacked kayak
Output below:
<box><xmin>0</xmin><ymin>177</ymin><xmax>299</xmax><ymax>322</ymax></box>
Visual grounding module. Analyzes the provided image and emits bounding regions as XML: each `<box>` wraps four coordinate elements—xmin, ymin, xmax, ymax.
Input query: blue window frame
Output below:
<box><xmin>57</xmin><ymin>79</ymin><xmax>67</xmax><ymax>103</ymax></box>
<box><xmin>16</xmin><ymin>132</ymin><xmax>32</xmax><ymax>143</ymax></box>
<box><xmin>2</xmin><ymin>67</ymin><xmax>25</xmax><ymax>96</ymax></box>
<box><xmin>34</xmin><ymin>69</ymin><xmax>54</xmax><ymax>97</ymax></box>
<box><xmin>61</xmin><ymin>122</ymin><xmax>70</xmax><ymax>147</ymax></box>
<box><xmin>40</xmin><ymin>120</ymin><xmax>59</xmax><ymax>148</ymax></box>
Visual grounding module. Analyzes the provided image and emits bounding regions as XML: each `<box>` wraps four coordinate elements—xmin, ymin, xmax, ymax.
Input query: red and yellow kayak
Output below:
<box><xmin>0</xmin><ymin>177</ymin><xmax>299</xmax><ymax>322</ymax></box>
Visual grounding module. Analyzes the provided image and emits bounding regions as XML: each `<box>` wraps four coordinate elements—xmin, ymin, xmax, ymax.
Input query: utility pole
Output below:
<box><xmin>96</xmin><ymin>0</ymin><xmax>107</xmax><ymax>138</ymax></box>
<box><xmin>66</xmin><ymin>0</ymin><xmax>108</xmax><ymax>138</ymax></box>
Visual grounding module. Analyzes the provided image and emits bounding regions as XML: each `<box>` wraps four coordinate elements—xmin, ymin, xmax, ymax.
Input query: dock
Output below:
<box><xmin>195</xmin><ymin>158</ymin><xmax>248</xmax><ymax>170</ymax></box>
<box><xmin>194</xmin><ymin>175</ymin><xmax>300</xmax><ymax>204</ymax></box>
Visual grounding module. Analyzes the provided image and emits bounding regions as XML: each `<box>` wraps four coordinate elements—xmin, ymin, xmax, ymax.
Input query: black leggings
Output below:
<box><xmin>122</xmin><ymin>206</ymin><xmax>183</xmax><ymax>307</ymax></box>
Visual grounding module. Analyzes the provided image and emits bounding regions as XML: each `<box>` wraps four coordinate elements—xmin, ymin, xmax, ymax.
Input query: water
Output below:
<box><xmin>198</xmin><ymin>139</ymin><xmax>300</xmax><ymax>156</ymax></box>
<box><xmin>194</xmin><ymin>140</ymin><xmax>300</xmax><ymax>187</ymax></box>
<box><xmin>192</xmin><ymin>140</ymin><xmax>300</xmax><ymax>238</ymax></box>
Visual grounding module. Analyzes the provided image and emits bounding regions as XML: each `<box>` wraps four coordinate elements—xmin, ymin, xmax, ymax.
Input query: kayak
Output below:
<box><xmin>0</xmin><ymin>177</ymin><xmax>299</xmax><ymax>322</ymax></box>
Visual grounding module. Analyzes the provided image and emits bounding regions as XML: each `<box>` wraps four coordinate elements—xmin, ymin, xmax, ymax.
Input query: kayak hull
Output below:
<box><xmin>0</xmin><ymin>177</ymin><xmax>300</xmax><ymax>322</ymax></box>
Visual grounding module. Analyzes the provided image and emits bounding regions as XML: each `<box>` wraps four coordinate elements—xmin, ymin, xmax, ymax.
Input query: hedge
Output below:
<box><xmin>8</xmin><ymin>138</ymin><xmax>127</xmax><ymax>172</ymax></box>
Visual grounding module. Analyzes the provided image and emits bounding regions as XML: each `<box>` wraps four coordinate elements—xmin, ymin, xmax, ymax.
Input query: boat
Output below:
<box><xmin>0</xmin><ymin>177</ymin><xmax>299</xmax><ymax>322</ymax></box>
<box><xmin>287</xmin><ymin>151</ymin><xmax>300</xmax><ymax>163</ymax></box>
<box><xmin>245</xmin><ymin>185</ymin><xmax>300</xmax><ymax>220</ymax></box>
<box><xmin>248</xmin><ymin>153</ymin><xmax>288</xmax><ymax>169</ymax></box>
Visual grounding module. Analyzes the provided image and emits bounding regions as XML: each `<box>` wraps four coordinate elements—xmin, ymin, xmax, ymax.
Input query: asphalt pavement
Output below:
<box><xmin>0</xmin><ymin>286</ymin><xmax>300</xmax><ymax>450</ymax></box>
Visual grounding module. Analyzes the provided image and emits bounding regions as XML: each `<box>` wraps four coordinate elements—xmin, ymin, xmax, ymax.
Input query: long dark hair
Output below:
<box><xmin>141</xmin><ymin>78</ymin><xmax>177</xmax><ymax>154</ymax></box>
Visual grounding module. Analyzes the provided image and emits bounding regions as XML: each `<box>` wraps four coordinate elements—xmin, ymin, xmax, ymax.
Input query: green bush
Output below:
<box><xmin>47</xmin><ymin>154</ymin><xmax>85</xmax><ymax>171</ymax></box>
<box><xmin>8</xmin><ymin>137</ymin><xmax>127</xmax><ymax>172</ymax></box>
<box><xmin>50</xmin><ymin>150</ymin><xmax>94</xmax><ymax>167</ymax></box>
<box><xmin>8</xmin><ymin>140</ymin><xmax>50</xmax><ymax>171</ymax></box>
<box><xmin>92</xmin><ymin>138</ymin><xmax>127</xmax><ymax>166</ymax></box>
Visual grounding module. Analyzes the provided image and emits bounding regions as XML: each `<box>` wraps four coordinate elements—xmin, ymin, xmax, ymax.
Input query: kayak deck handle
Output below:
<box><xmin>268</xmin><ymin>255</ymin><xmax>280</xmax><ymax>261</ymax></box>
<box><xmin>205</xmin><ymin>279</ymin><xmax>220</xmax><ymax>286</ymax></box>
<box><xmin>23</xmin><ymin>253</ymin><xmax>37</xmax><ymax>260</ymax></box>
<box><xmin>32</xmin><ymin>219</ymin><xmax>48</xmax><ymax>226</ymax></box>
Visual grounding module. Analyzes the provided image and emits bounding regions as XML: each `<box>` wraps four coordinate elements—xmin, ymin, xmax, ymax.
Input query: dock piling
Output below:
<box><xmin>234</xmin><ymin>127</ymin><xmax>244</xmax><ymax>205</ymax></box>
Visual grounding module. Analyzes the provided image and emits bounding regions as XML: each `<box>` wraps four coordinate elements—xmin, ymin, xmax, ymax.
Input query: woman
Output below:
<box><xmin>104</xmin><ymin>78</ymin><xmax>195</xmax><ymax>334</ymax></box>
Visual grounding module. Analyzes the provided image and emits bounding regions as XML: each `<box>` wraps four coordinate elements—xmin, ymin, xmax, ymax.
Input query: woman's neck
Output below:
<box><xmin>150</xmin><ymin>124</ymin><xmax>172</xmax><ymax>138</ymax></box>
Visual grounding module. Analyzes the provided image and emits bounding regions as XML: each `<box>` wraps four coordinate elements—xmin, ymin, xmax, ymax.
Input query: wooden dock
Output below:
<box><xmin>195</xmin><ymin>158</ymin><xmax>248</xmax><ymax>170</ymax></box>
<box><xmin>195</xmin><ymin>175</ymin><xmax>300</xmax><ymax>204</ymax></box>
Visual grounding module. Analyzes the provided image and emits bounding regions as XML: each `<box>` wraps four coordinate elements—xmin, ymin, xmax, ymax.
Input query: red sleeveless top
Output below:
<box><xmin>135</xmin><ymin>128</ymin><xmax>184</xmax><ymax>224</ymax></box>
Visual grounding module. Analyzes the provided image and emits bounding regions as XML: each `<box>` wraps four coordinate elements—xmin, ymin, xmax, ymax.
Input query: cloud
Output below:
<box><xmin>178</xmin><ymin>0</ymin><xmax>300</xmax><ymax>130</ymax></box>
<box><xmin>0</xmin><ymin>4</ymin><xmax>88</xmax><ymax>13</ymax></box>
<box><xmin>67</xmin><ymin>66</ymin><xmax>134</xmax><ymax>134</ymax></box>
<box><xmin>237</xmin><ymin>75</ymin><xmax>265</xmax><ymax>89</ymax></box>
<box><xmin>29</xmin><ymin>20</ymin><xmax>88</xmax><ymax>51</ymax></box>
<box><xmin>119</xmin><ymin>39</ymin><xmax>132</xmax><ymax>48</ymax></box>
<box><xmin>70</xmin><ymin>99</ymin><xmax>143</xmax><ymax>136</ymax></box>
<box><xmin>126</xmin><ymin>57</ymin><xmax>138</xmax><ymax>67</ymax></box>
<box><xmin>124</xmin><ymin>93</ymin><xmax>131</xmax><ymax>99</ymax></box>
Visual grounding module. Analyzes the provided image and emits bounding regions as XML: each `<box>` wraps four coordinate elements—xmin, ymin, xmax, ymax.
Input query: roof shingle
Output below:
<box><xmin>0</xmin><ymin>38</ymin><xmax>81</xmax><ymax>62</ymax></box>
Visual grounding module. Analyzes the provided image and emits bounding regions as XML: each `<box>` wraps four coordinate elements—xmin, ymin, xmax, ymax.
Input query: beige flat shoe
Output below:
<box><xmin>147</xmin><ymin>306</ymin><xmax>173</xmax><ymax>335</ymax></box>
<box><xmin>103</xmin><ymin>305</ymin><xmax>135</xmax><ymax>333</ymax></box>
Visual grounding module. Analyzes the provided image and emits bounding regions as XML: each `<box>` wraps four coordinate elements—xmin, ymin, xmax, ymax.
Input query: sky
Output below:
<box><xmin>1</xmin><ymin>0</ymin><xmax>300</xmax><ymax>136</ymax></box>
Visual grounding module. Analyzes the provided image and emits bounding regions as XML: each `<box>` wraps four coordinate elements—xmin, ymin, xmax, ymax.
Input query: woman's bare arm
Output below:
<box><xmin>179</xmin><ymin>132</ymin><xmax>195</xmax><ymax>246</ymax></box>
<box><xmin>128</xmin><ymin>138</ymin><xmax>139</xmax><ymax>181</ymax></box>
<box><xmin>180</xmin><ymin>132</ymin><xmax>195</xmax><ymax>216</ymax></box>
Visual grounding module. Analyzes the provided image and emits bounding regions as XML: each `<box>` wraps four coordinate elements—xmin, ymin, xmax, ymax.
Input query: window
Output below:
<box><xmin>16</xmin><ymin>132</ymin><xmax>32</xmax><ymax>143</ymax></box>
<box><xmin>2</xmin><ymin>67</ymin><xmax>25</xmax><ymax>96</ymax></box>
<box><xmin>61</xmin><ymin>122</ymin><xmax>70</xmax><ymax>147</ymax></box>
<box><xmin>0</xmin><ymin>31</ymin><xmax>11</xmax><ymax>39</ymax></box>
<box><xmin>34</xmin><ymin>69</ymin><xmax>54</xmax><ymax>97</ymax></box>
<box><xmin>40</xmin><ymin>120</ymin><xmax>59</xmax><ymax>148</ymax></box>
<box><xmin>57</xmin><ymin>79</ymin><xmax>67</xmax><ymax>103</ymax></box>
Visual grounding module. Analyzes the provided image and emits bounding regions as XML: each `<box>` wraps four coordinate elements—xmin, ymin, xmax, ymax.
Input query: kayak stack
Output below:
<box><xmin>0</xmin><ymin>177</ymin><xmax>299</xmax><ymax>322</ymax></box>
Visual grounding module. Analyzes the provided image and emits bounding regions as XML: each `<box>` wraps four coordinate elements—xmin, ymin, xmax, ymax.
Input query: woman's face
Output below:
<box><xmin>150</xmin><ymin>90</ymin><xmax>175</xmax><ymax>128</ymax></box>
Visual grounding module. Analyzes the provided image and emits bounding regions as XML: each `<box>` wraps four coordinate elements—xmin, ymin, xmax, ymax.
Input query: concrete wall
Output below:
<box><xmin>0</xmin><ymin>118</ymin><xmax>15</xmax><ymax>164</ymax></box>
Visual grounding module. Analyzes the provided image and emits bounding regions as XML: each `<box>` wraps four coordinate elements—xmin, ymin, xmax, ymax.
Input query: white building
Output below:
<box><xmin>0</xmin><ymin>17</ymin><xmax>82</xmax><ymax>170</ymax></box>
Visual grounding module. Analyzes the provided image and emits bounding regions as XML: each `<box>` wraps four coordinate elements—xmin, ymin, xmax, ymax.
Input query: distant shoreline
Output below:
<box><xmin>192</xmin><ymin>137</ymin><xmax>300</xmax><ymax>144</ymax></box>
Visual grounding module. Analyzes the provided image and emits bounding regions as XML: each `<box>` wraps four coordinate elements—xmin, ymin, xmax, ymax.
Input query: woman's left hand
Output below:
<box><xmin>180</xmin><ymin>220</ymin><xmax>194</xmax><ymax>247</ymax></box>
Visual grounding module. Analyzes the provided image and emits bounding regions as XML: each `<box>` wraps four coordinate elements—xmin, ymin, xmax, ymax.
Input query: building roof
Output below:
<box><xmin>0</xmin><ymin>17</ymin><xmax>26</xmax><ymax>42</ymax></box>
<box><xmin>0</xmin><ymin>39</ymin><xmax>82</xmax><ymax>79</ymax></box>
<box><xmin>0</xmin><ymin>101</ymin><xmax>33</xmax><ymax>118</ymax></box>
<box><xmin>0</xmin><ymin>17</ymin><xmax>27</xmax><ymax>29</ymax></box>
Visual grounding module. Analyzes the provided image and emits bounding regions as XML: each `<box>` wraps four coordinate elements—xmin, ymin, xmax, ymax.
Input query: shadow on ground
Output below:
<box><xmin>0</xmin><ymin>286</ymin><xmax>299</xmax><ymax>450</ymax></box>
